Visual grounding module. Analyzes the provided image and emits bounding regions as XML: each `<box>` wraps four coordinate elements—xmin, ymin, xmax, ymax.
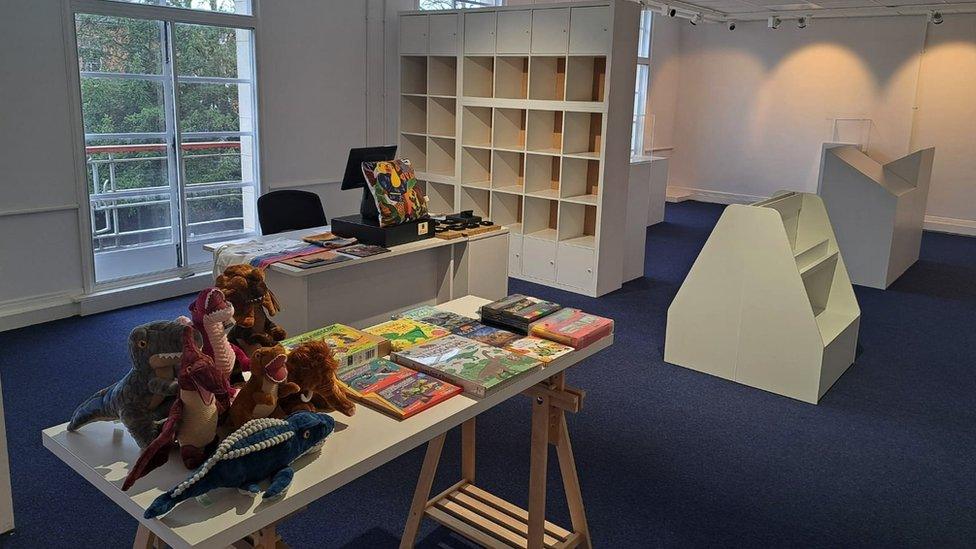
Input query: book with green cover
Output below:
<box><xmin>281</xmin><ymin>323</ymin><xmax>391</xmax><ymax>370</ymax></box>
<box><xmin>392</xmin><ymin>334</ymin><xmax>540</xmax><ymax>397</ymax></box>
<box><xmin>367</xmin><ymin>372</ymin><xmax>461</xmax><ymax>419</ymax></box>
<box><xmin>364</xmin><ymin>318</ymin><xmax>449</xmax><ymax>352</ymax></box>
<box><xmin>337</xmin><ymin>358</ymin><xmax>415</xmax><ymax>398</ymax></box>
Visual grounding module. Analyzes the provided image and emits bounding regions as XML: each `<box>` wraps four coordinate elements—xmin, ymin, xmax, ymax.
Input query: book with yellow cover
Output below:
<box><xmin>505</xmin><ymin>336</ymin><xmax>574</xmax><ymax>363</ymax></box>
<box><xmin>363</xmin><ymin>318</ymin><xmax>449</xmax><ymax>352</ymax></box>
<box><xmin>281</xmin><ymin>323</ymin><xmax>391</xmax><ymax>370</ymax></box>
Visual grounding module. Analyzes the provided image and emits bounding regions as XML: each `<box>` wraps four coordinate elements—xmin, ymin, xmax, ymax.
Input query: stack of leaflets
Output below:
<box><xmin>281</xmin><ymin>324</ymin><xmax>391</xmax><ymax>370</ymax></box>
<box><xmin>397</xmin><ymin>305</ymin><xmax>474</xmax><ymax>331</ymax></box>
<box><xmin>302</xmin><ymin>232</ymin><xmax>358</xmax><ymax>250</ymax></box>
<box><xmin>505</xmin><ymin>336</ymin><xmax>574</xmax><ymax>363</ymax></box>
<box><xmin>479</xmin><ymin>294</ymin><xmax>562</xmax><ymax>334</ymax></box>
<box><xmin>529</xmin><ymin>308</ymin><xmax>614</xmax><ymax>349</ymax></box>
<box><xmin>451</xmin><ymin>319</ymin><xmax>521</xmax><ymax>348</ymax></box>
<box><xmin>364</xmin><ymin>318</ymin><xmax>449</xmax><ymax>352</ymax></box>
<box><xmin>392</xmin><ymin>334</ymin><xmax>540</xmax><ymax>397</ymax></box>
<box><xmin>281</xmin><ymin>250</ymin><xmax>351</xmax><ymax>269</ymax></box>
<box><xmin>337</xmin><ymin>358</ymin><xmax>460</xmax><ymax>419</ymax></box>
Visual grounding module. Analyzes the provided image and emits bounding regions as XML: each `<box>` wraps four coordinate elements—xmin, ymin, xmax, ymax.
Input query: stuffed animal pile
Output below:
<box><xmin>67</xmin><ymin>264</ymin><xmax>357</xmax><ymax>515</ymax></box>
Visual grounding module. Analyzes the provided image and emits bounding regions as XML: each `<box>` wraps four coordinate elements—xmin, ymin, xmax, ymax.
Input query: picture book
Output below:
<box><xmin>398</xmin><ymin>306</ymin><xmax>474</xmax><ymax>331</ymax></box>
<box><xmin>303</xmin><ymin>232</ymin><xmax>358</xmax><ymax>250</ymax></box>
<box><xmin>280</xmin><ymin>250</ymin><xmax>352</xmax><ymax>269</ymax></box>
<box><xmin>337</xmin><ymin>358</ymin><xmax>416</xmax><ymax>398</ymax></box>
<box><xmin>281</xmin><ymin>323</ymin><xmax>391</xmax><ymax>370</ymax></box>
<box><xmin>364</xmin><ymin>318</ymin><xmax>449</xmax><ymax>352</ymax></box>
<box><xmin>392</xmin><ymin>334</ymin><xmax>540</xmax><ymax>397</ymax></box>
<box><xmin>451</xmin><ymin>320</ymin><xmax>522</xmax><ymax>348</ymax></box>
<box><xmin>364</xmin><ymin>372</ymin><xmax>461</xmax><ymax>419</ymax></box>
<box><xmin>339</xmin><ymin>244</ymin><xmax>391</xmax><ymax>258</ymax></box>
<box><xmin>529</xmin><ymin>308</ymin><xmax>614</xmax><ymax>349</ymax></box>
<box><xmin>505</xmin><ymin>336</ymin><xmax>574</xmax><ymax>363</ymax></box>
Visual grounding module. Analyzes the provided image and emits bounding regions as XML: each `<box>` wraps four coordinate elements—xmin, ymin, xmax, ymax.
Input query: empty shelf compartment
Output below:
<box><xmin>463</xmin><ymin>56</ymin><xmax>494</xmax><ymax>98</ymax></box>
<box><xmin>401</xmin><ymin>56</ymin><xmax>428</xmax><ymax>95</ymax></box>
<box><xmin>524</xmin><ymin>154</ymin><xmax>560</xmax><ymax>198</ymax></box>
<box><xmin>461</xmin><ymin>146</ymin><xmax>492</xmax><ymax>188</ymax></box>
<box><xmin>528</xmin><ymin>56</ymin><xmax>566</xmax><ymax>101</ymax></box>
<box><xmin>494</xmin><ymin>56</ymin><xmax>529</xmax><ymax>99</ymax></box>
<box><xmin>565</xmin><ymin>56</ymin><xmax>606</xmax><ymax>102</ymax></box>
<box><xmin>563</xmin><ymin>112</ymin><xmax>602</xmax><ymax>156</ymax></box>
<box><xmin>526</xmin><ymin>110</ymin><xmax>563</xmax><ymax>154</ymax></box>
<box><xmin>561</xmin><ymin>157</ymin><xmax>599</xmax><ymax>202</ymax></box>
<box><xmin>493</xmin><ymin>108</ymin><xmax>526</xmax><ymax>150</ymax></box>
<box><xmin>491</xmin><ymin>191</ymin><xmax>523</xmax><ymax>233</ymax></box>
<box><xmin>427</xmin><ymin>96</ymin><xmax>456</xmax><ymax>137</ymax></box>
<box><xmin>426</xmin><ymin>136</ymin><xmax>456</xmax><ymax>177</ymax></box>
<box><xmin>523</xmin><ymin>195</ymin><xmax>558</xmax><ymax>240</ymax></box>
<box><xmin>491</xmin><ymin>150</ymin><xmax>524</xmax><ymax>192</ymax></box>
<box><xmin>428</xmin><ymin>56</ymin><xmax>457</xmax><ymax>96</ymax></box>
<box><xmin>461</xmin><ymin>106</ymin><xmax>492</xmax><ymax>147</ymax></box>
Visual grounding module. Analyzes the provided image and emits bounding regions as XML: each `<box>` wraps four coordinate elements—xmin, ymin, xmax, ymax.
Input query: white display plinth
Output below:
<box><xmin>817</xmin><ymin>145</ymin><xmax>935</xmax><ymax>289</ymax></box>
<box><xmin>665</xmin><ymin>192</ymin><xmax>860</xmax><ymax>404</ymax></box>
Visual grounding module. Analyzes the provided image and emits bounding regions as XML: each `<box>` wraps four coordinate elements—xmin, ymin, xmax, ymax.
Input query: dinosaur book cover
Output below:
<box><xmin>363</xmin><ymin>372</ymin><xmax>461</xmax><ymax>419</ymax></box>
<box><xmin>363</xmin><ymin>318</ymin><xmax>449</xmax><ymax>352</ymax></box>
<box><xmin>398</xmin><ymin>306</ymin><xmax>475</xmax><ymax>331</ymax></box>
<box><xmin>392</xmin><ymin>334</ymin><xmax>540</xmax><ymax>397</ymax></box>
<box><xmin>451</xmin><ymin>320</ymin><xmax>522</xmax><ymax>348</ymax></box>
<box><xmin>505</xmin><ymin>336</ymin><xmax>574</xmax><ymax>363</ymax></box>
<box><xmin>337</xmin><ymin>358</ymin><xmax>416</xmax><ymax>398</ymax></box>
<box><xmin>282</xmin><ymin>324</ymin><xmax>391</xmax><ymax>370</ymax></box>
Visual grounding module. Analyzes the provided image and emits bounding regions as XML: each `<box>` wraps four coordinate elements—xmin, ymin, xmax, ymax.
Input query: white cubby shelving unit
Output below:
<box><xmin>398</xmin><ymin>1</ymin><xmax>638</xmax><ymax>296</ymax></box>
<box><xmin>665</xmin><ymin>192</ymin><xmax>861</xmax><ymax>404</ymax></box>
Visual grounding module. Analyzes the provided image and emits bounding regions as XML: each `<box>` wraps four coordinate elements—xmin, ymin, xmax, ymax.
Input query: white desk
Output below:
<box><xmin>204</xmin><ymin>227</ymin><xmax>510</xmax><ymax>334</ymax></box>
<box><xmin>43</xmin><ymin>296</ymin><xmax>612</xmax><ymax>549</ymax></box>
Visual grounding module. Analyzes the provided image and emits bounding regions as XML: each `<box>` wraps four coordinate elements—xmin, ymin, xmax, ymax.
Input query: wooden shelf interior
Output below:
<box><xmin>428</xmin><ymin>56</ymin><xmax>457</xmax><ymax>96</ymax></box>
<box><xmin>494</xmin><ymin>56</ymin><xmax>528</xmax><ymax>99</ymax></box>
<box><xmin>566</xmin><ymin>56</ymin><xmax>606</xmax><ymax>102</ymax></box>
<box><xmin>427</xmin><ymin>96</ymin><xmax>456</xmax><ymax>137</ymax></box>
<box><xmin>528</xmin><ymin>56</ymin><xmax>566</xmax><ymax>101</ymax></box>
<box><xmin>400</xmin><ymin>133</ymin><xmax>427</xmax><ymax>172</ymax></box>
<box><xmin>462</xmin><ymin>106</ymin><xmax>492</xmax><ymax>147</ymax></box>
<box><xmin>523</xmin><ymin>195</ymin><xmax>558</xmax><ymax>239</ymax></box>
<box><xmin>561</xmin><ymin>157</ymin><xmax>600</xmax><ymax>200</ymax></box>
<box><xmin>563</xmin><ymin>112</ymin><xmax>602</xmax><ymax>156</ymax></box>
<box><xmin>423</xmin><ymin>180</ymin><xmax>455</xmax><ymax>215</ymax></box>
<box><xmin>526</xmin><ymin>110</ymin><xmax>563</xmax><ymax>154</ymax></box>
<box><xmin>493</xmin><ymin>108</ymin><xmax>526</xmax><ymax>150</ymax></box>
<box><xmin>464</xmin><ymin>56</ymin><xmax>494</xmax><ymax>98</ymax></box>
<box><xmin>460</xmin><ymin>186</ymin><xmax>491</xmax><ymax>218</ymax></box>
<box><xmin>491</xmin><ymin>191</ymin><xmax>523</xmax><ymax>233</ymax></box>
<box><xmin>491</xmin><ymin>150</ymin><xmax>524</xmax><ymax>190</ymax></box>
<box><xmin>558</xmin><ymin>201</ymin><xmax>597</xmax><ymax>245</ymax></box>
<box><xmin>525</xmin><ymin>154</ymin><xmax>560</xmax><ymax>197</ymax></box>
<box><xmin>461</xmin><ymin>146</ymin><xmax>491</xmax><ymax>186</ymax></box>
<box><xmin>401</xmin><ymin>56</ymin><xmax>427</xmax><ymax>95</ymax></box>
<box><xmin>426</xmin><ymin>136</ymin><xmax>455</xmax><ymax>177</ymax></box>
<box><xmin>401</xmin><ymin>95</ymin><xmax>427</xmax><ymax>134</ymax></box>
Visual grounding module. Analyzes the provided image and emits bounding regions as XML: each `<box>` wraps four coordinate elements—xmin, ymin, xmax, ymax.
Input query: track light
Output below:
<box><xmin>928</xmin><ymin>10</ymin><xmax>943</xmax><ymax>24</ymax></box>
<box><xmin>690</xmin><ymin>13</ymin><xmax>703</xmax><ymax>25</ymax></box>
<box><xmin>796</xmin><ymin>15</ymin><xmax>809</xmax><ymax>29</ymax></box>
<box><xmin>767</xmin><ymin>15</ymin><xmax>782</xmax><ymax>29</ymax></box>
<box><xmin>727</xmin><ymin>20</ymin><xmax>736</xmax><ymax>31</ymax></box>
<box><xmin>662</xmin><ymin>4</ymin><xmax>677</xmax><ymax>18</ymax></box>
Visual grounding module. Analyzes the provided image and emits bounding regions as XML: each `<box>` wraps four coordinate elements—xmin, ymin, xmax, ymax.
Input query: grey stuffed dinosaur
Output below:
<box><xmin>68</xmin><ymin>320</ymin><xmax>199</xmax><ymax>447</ymax></box>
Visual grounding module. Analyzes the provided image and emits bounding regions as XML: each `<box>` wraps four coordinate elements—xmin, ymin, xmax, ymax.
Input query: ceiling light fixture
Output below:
<box><xmin>727</xmin><ymin>20</ymin><xmax>737</xmax><ymax>31</ymax></box>
<box><xmin>690</xmin><ymin>12</ymin><xmax>703</xmax><ymax>25</ymax></box>
<box><xmin>928</xmin><ymin>10</ymin><xmax>943</xmax><ymax>24</ymax></box>
<box><xmin>797</xmin><ymin>15</ymin><xmax>809</xmax><ymax>29</ymax></box>
<box><xmin>768</xmin><ymin>15</ymin><xmax>782</xmax><ymax>29</ymax></box>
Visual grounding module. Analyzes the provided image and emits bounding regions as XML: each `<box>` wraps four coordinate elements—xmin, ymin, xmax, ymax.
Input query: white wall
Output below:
<box><xmin>0</xmin><ymin>0</ymin><xmax>394</xmax><ymax>330</ymax></box>
<box><xmin>646</xmin><ymin>14</ymin><xmax>680</xmax><ymax>152</ymax></box>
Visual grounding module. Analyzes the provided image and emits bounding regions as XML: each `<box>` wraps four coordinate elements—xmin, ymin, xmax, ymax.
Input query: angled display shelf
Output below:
<box><xmin>398</xmin><ymin>0</ymin><xmax>640</xmax><ymax>296</ymax></box>
<box><xmin>817</xmin><ymin>144</ymin><xmax>935</xmax><ymax>289</ymax></box>
<box><xmin>665</xmin><ymin>192</ymin><xmax>861</xmax><ymax>404</ymax></box>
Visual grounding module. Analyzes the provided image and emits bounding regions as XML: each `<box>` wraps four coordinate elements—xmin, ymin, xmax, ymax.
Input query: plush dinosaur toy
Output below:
<box><xmin>276</xmin><ymin>341</ymin><xmax>356</xmax><ymax>417</ymax></box>
<box><xmin>123</xmin><ymin>325</ymin><xmax>234</xmax><ymax>491</ymax></box>
<box><xmin>144</xmin><ymin>411</ymin><xmax>335</xmax><ymax>518</ymax></box>
<box><xmin>215</xmin><ymin>265</ymin><xmax>287</xmax><ymax>360</ymax></box>
<box><xmin>68</xmin><ymin>321</ymin><xmax>188</xmax><ymax>448</ymax></box>
<box><xmin>185</xmin><ymin>287</ymin><xmax>248</xmax><ymax>387</ymax></box>
<box><xmin>224</xmin><ymin>345</ymin><xmax>301</xmax><ymax>433</ymax></box>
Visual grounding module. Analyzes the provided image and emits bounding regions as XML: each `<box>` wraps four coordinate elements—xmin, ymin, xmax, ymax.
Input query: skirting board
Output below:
<box><xmin>668</xmin><ymin>186</ymin><xmax>976</xmax><ymax>237</ymax></box>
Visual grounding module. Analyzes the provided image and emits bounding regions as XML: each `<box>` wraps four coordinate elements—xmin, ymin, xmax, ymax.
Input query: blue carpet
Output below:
<box><xmin>1</xmin><ymin>201</ymin><xmax>974</xmax><ymax>548</ymax></box>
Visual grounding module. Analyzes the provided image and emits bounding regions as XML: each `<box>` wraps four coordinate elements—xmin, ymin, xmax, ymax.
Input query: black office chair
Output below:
<box><xmin>257</xmin><ymin>190</ymin><xmax>328</xmax><ymax>235</ymax></box>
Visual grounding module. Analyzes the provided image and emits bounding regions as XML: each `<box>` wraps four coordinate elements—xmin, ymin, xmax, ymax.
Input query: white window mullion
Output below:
<box><xmin>163</xmin><ymin>20</ymin><xmax>190</xmax><ymax>269</ymax></box>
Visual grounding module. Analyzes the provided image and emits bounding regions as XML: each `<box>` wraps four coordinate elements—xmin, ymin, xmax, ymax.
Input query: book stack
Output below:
<box><xmin>302</xmin><ymin>232</ymin><xmax>358</xmax><ymax>250</ymax></box>
<box><xmin>337</xmin><ymin>358</ymin><xmax>460</xmax><ymax>420</ymax></box>
<box><xmin>529</xmin><ymin>308</ymin><xmax>614</xmax><ymax>349</ymax></box>
<box><xmin>392</xmin><ymin>334</ymin><xmax>540</xmax><ymax>397</ymax></box>
<box><xmin>281</xmin><ymin>324</ymin><xmax>390</xmax><ymax>370</ymax></box>
<box><xmin>364</xmin><ymin>318</ymin><xmax>450</xmax><ymax>352</ymax></box>
<box><xmin>479</xmin><ymin>294</ymin><xmax>562</xmax><ymax>335</ymax></box>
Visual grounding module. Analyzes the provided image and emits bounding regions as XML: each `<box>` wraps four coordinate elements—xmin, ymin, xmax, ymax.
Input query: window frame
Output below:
<box><xmin>633</xmin><ymin>8</ymin><xmax>653</xmax><ymax>158</ymax></box>
<box><xmin>63</xmin><ymin>0</ymin><xmax>263</xmax><ymax>291</ymax></box>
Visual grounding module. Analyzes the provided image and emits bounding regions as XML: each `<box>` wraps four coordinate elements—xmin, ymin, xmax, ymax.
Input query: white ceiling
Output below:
<box><xmin>659</xmin><ymin>0</ymin><xmax>976</xmax><ymax>19</ymax></box>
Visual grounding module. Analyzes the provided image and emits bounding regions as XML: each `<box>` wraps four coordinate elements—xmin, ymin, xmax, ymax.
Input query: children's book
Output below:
<box><xmin>302</xmin><ymin>232</ymin><xmax>358</xmax><ymax>250</ymax></box>
<box><xmin>281</xmin><ymin>324</ymin><xmax>391</xmax><ymax>370</ymax></box>
<box><xmin>365</xmin><ymin>372</ymin><xmax>461</xmax><ymax>419</ymax></box>
<box><xmin>529</xmin><ymin>308</ymin><xmax>614</xmax><ymax>349</ymax></box>
<box><xmin>392</xmin><ymin>334</ymin><xmax>540</xmax><ymax>397</ymax></box>
<box><xmin>451</xmin><ymin>320</ymin><xmax>522</xmax><ymax>348</ymax></box>
<box><xmin>339</xmin><ymin>244</ymin><xmax>391</xmax><ymax>257</ymax></box>
<box><xmin>337</xmin><ymin>358</ymin><xmax>416</xmax><ymax>398</ymax></box>
<box><xmin>505</xmin><ymin>336</ymin><xmax>574</xmax><ymax>363</ymax></box>
<box><xmin>480</xmin><ymin>294</ymin><xmax>562</xmax><ymax>333</ymax></box>
<box><xmin>398</xmin><ymin>306</ymin><xmax>474</xmax><ymax>331</ymax></box>
<box><xmin>364</xmin><ymin>318</ymin><xmax>449</xmax><ymax>352</ymax></box>
<box><xmin>280</xmin><ymin>250</ymin><xmax>352</xmax><ymax>269</ymax></box>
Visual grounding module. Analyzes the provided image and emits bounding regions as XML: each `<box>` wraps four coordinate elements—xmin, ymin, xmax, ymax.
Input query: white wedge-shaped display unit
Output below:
<box><xmin>665</xmin><ymin>192</ymin><xmax>861</xmax><ymax>404</ymax></box>
<box><xmin>398</xmin><ymin>1</ymin><xmax>639</xmax><ymax>296</ymax></box>
<box><xmin>817</xmin><ymin>145</ymin><xmax>935</xmax><ymax>289</ymax></box>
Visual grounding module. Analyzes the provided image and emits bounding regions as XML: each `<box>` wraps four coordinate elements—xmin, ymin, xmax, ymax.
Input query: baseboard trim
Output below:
<box><xmin>923</xmin><ymin>215</ymin><xmax>976</xmax><ymax>237</ymax></box>
<box><xmin>0</xmin><ymin>291</ymin><xmax>79</xmax><ymax>332</ymax></box>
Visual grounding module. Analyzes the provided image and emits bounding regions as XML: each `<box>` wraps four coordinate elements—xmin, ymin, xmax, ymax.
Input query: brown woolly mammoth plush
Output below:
<box><xmin>277</xmin><ymin>341</ymin><xmax>356</xmax><ymax>417</ymax></box>
<box><xmin>215</xmin><ymin>264</ymin><xmax>287</xmax><ymax>356</ymax></box>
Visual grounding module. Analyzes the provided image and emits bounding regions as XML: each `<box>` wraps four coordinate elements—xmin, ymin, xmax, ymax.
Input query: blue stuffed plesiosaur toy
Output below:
<box><xmin>144</xmin><ymin>411</ymin><xmax>335</xmax><ymax>518</ymax></box>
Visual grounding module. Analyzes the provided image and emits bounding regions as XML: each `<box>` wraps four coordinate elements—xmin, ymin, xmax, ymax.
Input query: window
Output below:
<box><xmin>419</xmin><ymin>0</ymin><xmax>501</xmax><ymax>10</ymax></box>
<box><xmin>104</xmin><ymin>0</ymin><xmax>252</xmax><ymax>16</ymax></box>
<box><xmin>74</xmin><ymin>4</ymin><xmax>259</xmax><ymax>284</ymax></box>
<box><xmin>632</xmin><ymin>9</ymin><xmax>653</xmax><ymax>157</ymax></box>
